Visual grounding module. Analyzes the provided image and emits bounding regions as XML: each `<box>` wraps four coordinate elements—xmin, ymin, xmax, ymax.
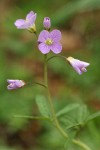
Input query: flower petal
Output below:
<box><xmin>26</xmin><ymin>11</ymin><xmax>35</xmax><ymax>20</ymax></box>
<box><xmin>7</xmin><ymin>79</ymin><xmax>16</xmax><ymax>84</ymax></box>
<box><xmin>38</xmin><ymin>30</ymin><xmax>49</xmax><ymax>43</ymax></box>
<box><xmin>28</xmin><ymin>14</ymin><xmax>37</xmax><ymax>25</ymax></box>
<box><xmin>50</xmin><ymin>29</ymin><xmax>62</xmax><ymax>42</ymax></box>
<box><xmin>38</xmin><ymin>43</ymin><xmax>50</xmax><ymax>54</ymax></box>
<box><xmin>14</xmin><ymin>19</ymin><xmax>30</xmax><ymax>29</ymax></box>
<box><xmin>67</xmin><ymin>57</ymin><xmax>90</xmax><ymax>75</ymax></box>
<box><xmin>72</xmin><ymin>64</ymin><xmax>83</xmax><ymax>75</ymax></box>
<box><xmin>43</xmin><ymin>17</ymin><xmax>51</xmax><ymax>29</ymax></box>
<box><xmin>26</xmin><ymin>11</ymin><xmax>37</xmax><ymax>25</ymax></box>
<box><xmin>7</xmin><ymin>85</ymin><xmax>16</xmax><ymax>90</ymax></box>
<box><xmin>73</xmin><ymin>59</ymin><xmax>90</xmax><ymax>70</ymax></box>
<box><xmin>50</xmin><ymin>42</ymin><xmax>62</xmax><ymax>54</ymax></box>
<box><xmin>7</xmin><ymin>80</ymin><xmax>25</xmax><ymax>90</ymax></box>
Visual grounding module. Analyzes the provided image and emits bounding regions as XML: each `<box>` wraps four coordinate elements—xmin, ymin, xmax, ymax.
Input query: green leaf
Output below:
<box><xmin>64</xmin><ymin>138</ymin><xmax>71</xmax><ymax>150</ymax></box>
<box><xmin>64</xmin><ymin>130</ymin><xmax>76</xmax><ymax>149</ymax></box>
<box><xmin>52</xmin><ymin>0</ymin><xmax>100</xmax><ymax>26</ymax></box>
<box><xmin>36</xmin><ymin>95</ymin><xmax>51</xmax><ymax>117</ymax></box>
<box><xmin>77</xmin><ymin>104</ymin><xmax>89</xmax><ymax>124</ymax></box>
<box><xmin>56</xmin><ymin>103</ymin><xmax>80</xmax><ymax>117</ymax></box>
<box><xmin>86</xmin><ymin>111</ymin><xmax>100</xmax><ymax>122</ymax></box>
<box><xmin>60</xmin><ymin>115</ymin><xmax>80</xmax><ymax>130</ymax></box>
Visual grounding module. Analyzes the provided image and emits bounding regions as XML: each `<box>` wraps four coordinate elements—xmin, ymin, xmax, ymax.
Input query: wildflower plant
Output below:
<box><xmin>7</xmin><ymin>10</ymin><xmax>100</xmax><ymax>150</ymax></box>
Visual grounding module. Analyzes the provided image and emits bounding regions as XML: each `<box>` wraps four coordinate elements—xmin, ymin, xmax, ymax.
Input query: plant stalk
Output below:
<box><xmin>44</xmin><ymin>54</ymin><xmax>91</xmax><ymax>150</ymax></box>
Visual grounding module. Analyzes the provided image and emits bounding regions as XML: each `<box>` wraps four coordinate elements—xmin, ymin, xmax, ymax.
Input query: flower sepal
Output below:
<box><xmin>28</xmin><ymin>24</ymin><xmax>36</xmax><ymax>33</ymax></box>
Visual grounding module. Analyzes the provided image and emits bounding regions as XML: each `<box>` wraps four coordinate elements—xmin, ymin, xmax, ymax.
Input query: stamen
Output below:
<box><xmin>45</xmin><ymin>38</ymin><xmax>53</xmax><ymax>45</ymax></box>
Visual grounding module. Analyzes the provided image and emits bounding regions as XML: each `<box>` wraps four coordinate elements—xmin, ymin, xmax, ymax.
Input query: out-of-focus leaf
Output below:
<box><xmin>56</xmin><ymin>103</ymin><xmax>79</xmax><ymax>117</ymax></box>
<box><xmin>60</xmin><ymin>115</ymin><xmax>80</xmax><ymax>130</ymax></box>
<box><xmin>64</xmin><ymin>138</ymin><xmax>72</xmax><ymax>150</ymax></box>
<box><xmin>77</xmin><ymin>104</ymin><xmax>89</xmax><ymax>124</ymax></box>
<box><xmin>52</xmin><ymin>0</ymin><xmax>100</xmax><ymax>26</ymax></box>
<box><xmin>36</xmin><ymin>95</ymin><xmax>51</xmax><ymax>117</ymax></box>
<box><xmin>59</xmin><ymin>104</ymin><xmax>90</xmax><ymax>130</ymax></box>
<box><xmin>0</xmin><ymin>146</ymin><xmax>15</xmax><ymax>150</ymax></box>
<box><xmin>86</xmin><ymin>111</ymin><xmax>100</xmax><ymax>122</ymax></box>
<box><xmin>64</xmin><ymin>130</ymin><xmax>76</xmax><ymax>149</ymax></box>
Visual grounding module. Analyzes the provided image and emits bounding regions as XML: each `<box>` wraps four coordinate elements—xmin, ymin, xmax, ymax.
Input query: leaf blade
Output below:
<box><xmin>56</xmin><ymin>103</ymin><xmax>80</xmax><ymax>117</ymax></box>
<box><xmin>36</xmin><ymin>95</ymin><xmax>51</xmax><ymax>117</ymax></box>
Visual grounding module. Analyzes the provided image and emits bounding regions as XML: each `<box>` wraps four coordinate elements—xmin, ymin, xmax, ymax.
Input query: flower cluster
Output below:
<box><xmin>7</xmin><ymin>10</ymin><xmax>90</xmax><ymax>90</ymax></box>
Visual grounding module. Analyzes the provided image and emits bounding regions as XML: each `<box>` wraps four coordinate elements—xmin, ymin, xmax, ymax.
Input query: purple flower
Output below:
<box><xmin>14</xmin><ymin>11</ymin><xmax>37</xmax><ymax>31</ymax></box>
<box><xmin>38</xmin><ymin>29</ymin><xmax>62</xmax><ymax>54</ymax></box>
<box><xmin>43</xmin><ymin>17</ymin><xmax>51</xmax><ymax>29</ymax></box>
<box><xmin>7</xmin><ymin>79</ymin><xmax>26</xmax><ymax>90</ymax></box>
<box><xmin>67</xmin><ymin>57</ymin><xmax>90</xmax><ymax>75</ymax></box>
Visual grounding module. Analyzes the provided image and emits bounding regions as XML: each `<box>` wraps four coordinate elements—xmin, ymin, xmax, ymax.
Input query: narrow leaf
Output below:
<box><xmin>86</xmin><ymin>111</ymin><xmax>100</xmax><ymax>122</ymax></box>
<box><xmin>77</xmin><ymin>104</ymin><xmax>89</xmax><ymax>124</ymax></box>
<box><xmin>56</xmin><ymin>104</ymin><xmax>79</xmax><ymax>117</ymax></box>
<box><xmin>36</xmin><ymin>95</ymin><xmax>50</xmax><ymax>117</ymax></box>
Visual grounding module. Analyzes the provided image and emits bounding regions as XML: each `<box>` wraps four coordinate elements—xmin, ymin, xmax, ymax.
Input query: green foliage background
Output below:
<box><xmin>0</xmin><ymin>0</ymin><xmax>100</xmax><ymax>149</ymax></box>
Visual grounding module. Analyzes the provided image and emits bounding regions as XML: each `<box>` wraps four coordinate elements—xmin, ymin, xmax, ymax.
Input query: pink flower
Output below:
<box><xmin>7</xmin><ymin>79</ymin><xmax>26</xmax><ymax>90</ymax></box>
<box><xmin>38</xmin><ymin>29</ymin><xmax>62</xmax><ymax>54</ymax></box>
<box><xmin>14</xmin><ymin>11</ymin><xmax>37</xmax><ymax>31</ymax></box>
<box><xmin>43</xmin><ymin>17</ymin><xmax>51</xmax><ymax>29</ymax></box>
<box><xmin>67</xmin><ymin>57</ymin><xmax>90</xmax><ymax>75</ymax></box>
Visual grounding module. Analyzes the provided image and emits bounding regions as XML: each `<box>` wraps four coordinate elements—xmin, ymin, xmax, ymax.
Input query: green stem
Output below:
<box><xmin>27</xmin><ymin>82</ymin><xmax>47</xmax><ymax>88</ymax></box>
<box><xmin>73</xmin><ymin>139</ymin><xmax>91</xmax><ymax>150</ymax></box>
<box><xmin>47</xmin><ymin>54</ymin><xmax>66</xmax><ymax>62</ymax></box>
<box><xmin>44</xmin><ymin>54</ymin><xmax>91</xmax><ymax>150</ymax></box>
<box><xmin>14</xmin><ymin>115</ymin><xmax>50</xmax><ymax>121</ymax></box>
<box><xmin>44</xmin><ymin>54</ymin><xmax>56</xmax><ymax>120</ymax></box>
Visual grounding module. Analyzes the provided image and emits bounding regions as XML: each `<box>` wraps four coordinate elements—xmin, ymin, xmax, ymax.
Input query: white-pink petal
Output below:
<box><xmin>26</xmin><ymin>11</ymin><xmax>35</xmax><ymax>20</ymax></box>
<box><xmin>67</xmin><ymin>57</ymin><xmax>90</xmax><ymax>75</ymax></box>
<box><xmin>38</xmin><ymin>43</ymin><xmax>50</xmax><ymax>54</ymax></box>
<box><xmin>50</xmin><ymin>29</ymin><xmax>62</xmax><ymax>42</ymax></box>
<box><xmin>50</xmin><ymin>43</ymin><xmax>62</xmax><ymax>54</ymax></box>
<box><xmin>38</xmin><ymin>30</ymin><xmax>49</xmax><ymax>42</ymax></box>
<box><xmin>14</xmin><ymin>19</ymin><xmax>29</xmax><ymax>29</ymax></box>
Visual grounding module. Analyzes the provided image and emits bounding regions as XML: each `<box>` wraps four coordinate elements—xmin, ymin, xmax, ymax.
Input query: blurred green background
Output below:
<box><xmin>0</xmin><ymin>0</ymin><xmax>100</xmax><ymax>149</ymax></box>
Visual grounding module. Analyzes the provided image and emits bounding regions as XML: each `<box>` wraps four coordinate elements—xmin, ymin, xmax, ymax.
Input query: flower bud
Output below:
<box><xmin>66</xmin><ymin>57</ymin><xmax>90</xmax><ymax>75</ymax></box>
<box><xmin>43</xmin><ymin>17</ymin><xmax>51</xmax><ymax>30</ymax></box>
<box><xmin>7</xmin><ymin>79</ymin><xmax>26</xmax><ymax>90</ymax></box>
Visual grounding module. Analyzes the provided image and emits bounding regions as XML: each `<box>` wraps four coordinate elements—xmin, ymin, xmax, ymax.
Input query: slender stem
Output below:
<box><xmin>43</xmin><ymin>54</ymin><xmax>91</xmax><ymax>150</ymax></box>
<box><xmin>47</xmin><ymin>55</ymin><xmax>66</xmax><ymax>62</ymax></box>
<box><xmin>44</xmin><ymin>54</ymin><xmax>48</xmax><ymax>87</ymax></box>
<box><xmin>44</xmin><ymin>54</ymin><xmax>56</xmax><ymax>119</ymax></box>
<box><xmin>27</xmin><ymin>82</ymin><xmax>47</xmax><ymax>88</ymax></box>
<box><xmin>73</xmin><ymin>139</ymin><xmax>91</xmax><ymax>150</ymax></box>
<box><xmin>14</xmin><ymin>115</ymin><xmax>50</xmax><ymax>121</ymax></box>
<box><xmin>44</xmin><ymin>54</ymin><xmax>68</xmax><ymax>136</ymax></box>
